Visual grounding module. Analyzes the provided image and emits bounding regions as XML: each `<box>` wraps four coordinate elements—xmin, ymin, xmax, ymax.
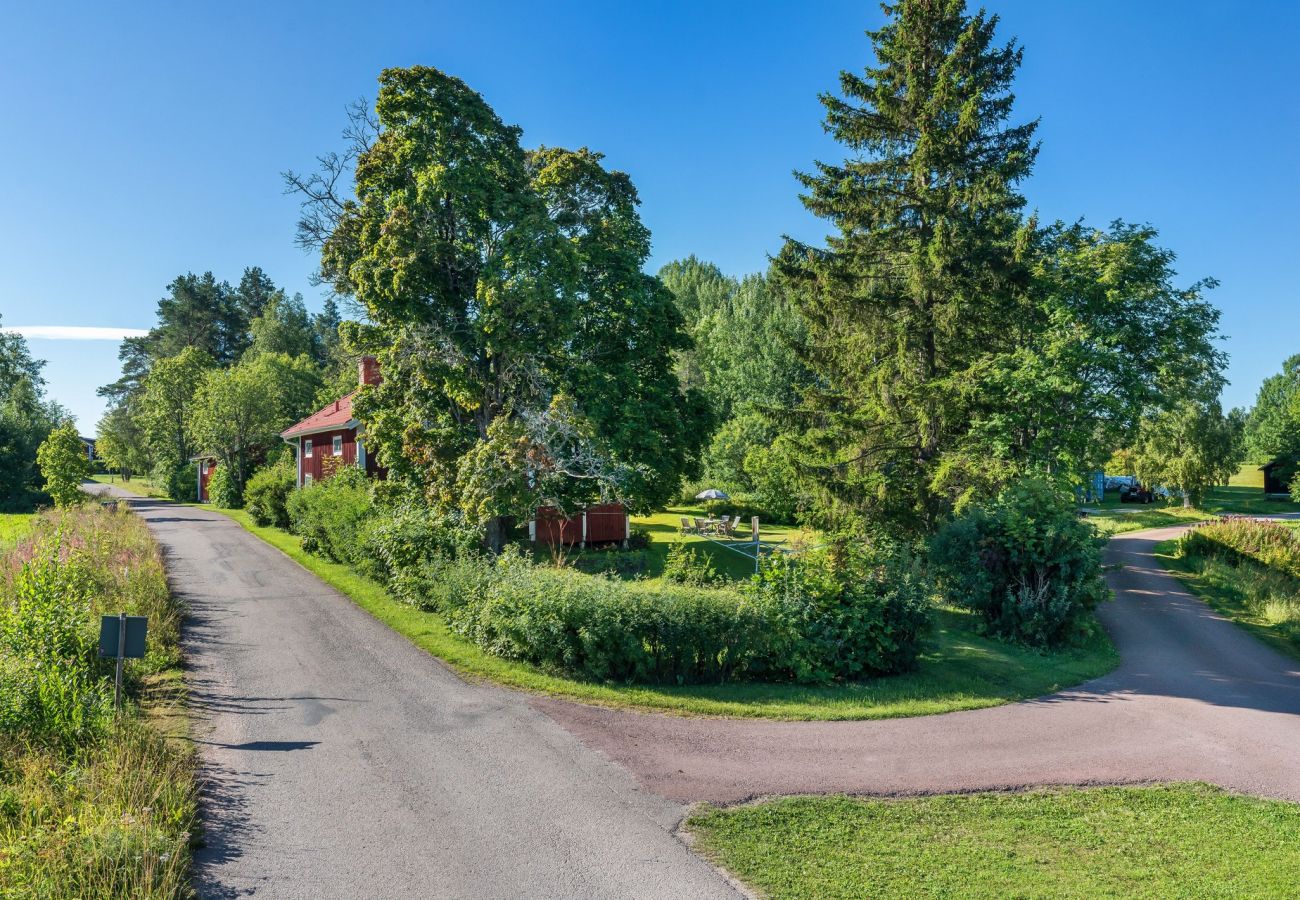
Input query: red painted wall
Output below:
<box><xmin>534</xmin><ymin>504</ymin><xmax>628</xmax><ymax>545</ymax></box>
<box><xmin>297</xmin><ymin>429</ymin><xmax>384</xmax><ymax>485</ymax></box>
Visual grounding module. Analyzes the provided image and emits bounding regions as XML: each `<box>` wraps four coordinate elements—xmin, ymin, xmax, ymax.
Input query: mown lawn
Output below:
<box><xmin>686</xmin><ymin>785</ymin><xmax>1300</xmax><ymax>899</ymax></box>
<box><xmin>1084</xmin><ymin>464</ymin><xmax>1300</xmax><ymax>536</ymax></box>
<box><xmin>90</xmin><ymin>473</ymin><xmax>168</xmax><ymax>498</ymax></box>
<box><xmin>210</xmin><ymin>506</ymin><xmax>1115</xmax><ymax>720</ymax></box>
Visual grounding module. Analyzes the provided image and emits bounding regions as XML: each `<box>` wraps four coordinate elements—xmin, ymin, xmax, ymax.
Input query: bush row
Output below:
<box><xmin>281</xmin><ymin>469</ymin><xmax>932</xmax><ymax>684</ymax></box>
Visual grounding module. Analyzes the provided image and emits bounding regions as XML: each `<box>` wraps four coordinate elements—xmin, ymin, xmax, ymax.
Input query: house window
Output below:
<box><xmin>304</xmin><ymin>473</ymin><xmax>313</xmax><ymax>486</ymax></box>
<box><xmin>304</xmin><ymin>439</ymin><xmax>313</xmax><ymax>458</ymax></box>
<box><xmin>332</xmin><ymin>435</ymin><xmax>343</xmax><ymax>457</ymax></box>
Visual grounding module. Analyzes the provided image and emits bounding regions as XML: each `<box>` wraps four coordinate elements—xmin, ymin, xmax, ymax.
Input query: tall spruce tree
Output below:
<box><xmin>776</xmin><ymin>0</ymin><xmax>1038</xmax><ymax>535</ymax></box>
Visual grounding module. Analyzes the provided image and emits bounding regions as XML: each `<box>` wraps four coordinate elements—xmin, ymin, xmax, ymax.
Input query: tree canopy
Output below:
<box><xmin>294</xmin><ymin>66</ymin><xmax>707</xmax><ymax>548</ymax></box>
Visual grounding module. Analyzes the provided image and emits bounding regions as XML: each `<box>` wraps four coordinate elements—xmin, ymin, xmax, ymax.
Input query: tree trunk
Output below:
<box><xmin>485</xmin><ymin>516</ymin><xmax>506</xmax><ymax>554</ymax></box>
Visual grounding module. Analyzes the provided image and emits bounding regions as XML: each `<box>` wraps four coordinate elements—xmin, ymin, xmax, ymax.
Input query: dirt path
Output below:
<box><xmin>89</xmin><ymin>485</ymin><xmax>738</xmax><ymax>900</ymax></box>
<box><xmin>536</xmin><ymin>525</ymin><xmax>1300</xmax><ymax>804</ymax></box>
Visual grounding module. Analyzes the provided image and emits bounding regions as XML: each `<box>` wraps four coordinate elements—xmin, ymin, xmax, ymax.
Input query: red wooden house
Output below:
<box><xmin>281</xmin><ymin>356</ymin><xmax>385</xmax><ymax>487</ymax></box>
<box><xmin>194</xmin><ymin>455</ymin><xmax>218</xmax><ymax>503</ymax></box>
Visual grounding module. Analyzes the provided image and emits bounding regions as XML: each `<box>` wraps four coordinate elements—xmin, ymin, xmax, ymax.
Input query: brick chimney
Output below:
<box><xmin>358</xmin><ymin>355</ymin><xmax>381</xmax><ymax>387</ymax></box>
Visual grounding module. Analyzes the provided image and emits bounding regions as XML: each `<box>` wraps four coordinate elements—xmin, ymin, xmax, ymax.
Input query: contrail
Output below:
<box><xmin>1</xmin><ymin>325</ymin><xmax>149</xmax><ymax>340</ymax></box>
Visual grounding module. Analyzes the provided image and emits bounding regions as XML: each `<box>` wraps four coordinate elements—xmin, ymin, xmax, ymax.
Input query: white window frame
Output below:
<box><xmin>304</xmin><ymin>439</ymin><xmax>313</xmax><ymax>458</ymax></box>
<box><xmin>304</xmin><ymin>473</ymin><xmax>313</xmax><ymax>486</ymax></box>
<box><xmin>332</xmin><ymin>435</ymin><xmax>343</xmax><ymax>457</ymax></box>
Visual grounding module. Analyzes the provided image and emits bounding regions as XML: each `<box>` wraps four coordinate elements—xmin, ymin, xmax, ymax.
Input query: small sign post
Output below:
<box><xmin>98</xmin><ymin>614</ymin><xmax>147</xmax><ymax>712</ymax></box>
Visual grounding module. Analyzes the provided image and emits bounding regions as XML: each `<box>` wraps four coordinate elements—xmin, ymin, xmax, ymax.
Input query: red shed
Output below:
<box><xmin>529</xmin><ymin>503</ymin><xmax>629</xmax><ymax>547</ymax></box>
<box><xmin>193</xmin><ymin>455</ymin><xmax>218</xmax><ymax>503</ymax></box>
<box><xmin>281</xmin><ymin>356</ymin><xmax>385</xmax><ymax>487</ymax></box>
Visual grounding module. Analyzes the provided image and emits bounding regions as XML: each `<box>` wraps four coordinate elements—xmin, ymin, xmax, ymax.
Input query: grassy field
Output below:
<box><xmin>0</xmin><ymin>511</ymin><xmax>35</xmax><ymax>545</ymax></box>
<box><xmin>209</xmin><ymin>505</ymin><xmax>1115</xmax><ymax>720</ymax></box>
<box><xmin>1084</xmin><ymin>464</ymin><xmax>1300</xmax><ymax>536</ymax></box>
<box><xmin>90</xmin><ymin>473</ymin><xmax>168</xmax><ymax>498</ymax></box>
<box><xmin>686</xmin><ymin>784</ymin><xmax>1300</xmax><ymax>899</ymax></box>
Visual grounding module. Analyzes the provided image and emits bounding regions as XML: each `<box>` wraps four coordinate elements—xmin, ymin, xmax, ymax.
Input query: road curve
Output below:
<box><xmin>536</xmin><ymin>525</ymin><xmax>1300</xmax><ymax>804</ymax></box>
<box><xmin>88</xmin><ymin>485</ymin><xmax>738</xmax><ymax>900</ymax></box>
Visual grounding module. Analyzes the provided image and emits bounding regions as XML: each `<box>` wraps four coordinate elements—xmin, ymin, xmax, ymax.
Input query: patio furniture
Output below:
<box><xmin>716</xmin><ymin>515</ymin><xmax>731</xmax><ymax>536</ymax></box>
<box><xmin>679</xmin><ymin>516</ymin><xmax>696</xmax><ymax>535</ymax></box>
<box><xmin>719</xmin><ymin>518</ymin><xmax>738</xmax><ymax>538</ymax></box>
<box><xmin>693</xmin><ymin>517</ymin><xmax>710</xmax><ymax>535</ymax></box>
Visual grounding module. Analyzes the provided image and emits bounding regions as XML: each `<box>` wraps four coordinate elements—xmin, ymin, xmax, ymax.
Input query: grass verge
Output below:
<box><xmin>685</xmin><ymin>784</ymin><xmax>1300</xmax><ymax>899</ymax></box>
<box><xmin>1</xmin><ymin>505</ymin><xmax>196</xmax><ymax>898</ymax></box>
<box><xmin>1155</xmin><ymin>537</ymin><xmax>1300</xmax><ymax>662</ymax></box>
<box><xmin>207</xmin><ymin>506</ymin><xmax>1116</xmax><ymax>721</ymax></box>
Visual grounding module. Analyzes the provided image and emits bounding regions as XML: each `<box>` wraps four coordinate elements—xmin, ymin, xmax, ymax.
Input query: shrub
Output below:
<box><xmin>746</xmin><ymin>545</ymin><xmax>931</xmax><ymax>681</ymax></box>
<box><xmin>245</xmin><ymin>459</ymin><xmax>296</xmax><ymax>528</ymax></box>
<box><xmin>571</xmin><ymin>547</ymin><xmax>651</xmax><ymax>579</ymax></box>
<box><xmin>401</xmin><ymin>542</ymin><xmax>929</xmax><ymax>685</ymax></box>
<box><xmin>930</xmin><ymin>478</ymin><xmax>1107</xmax><ymax>648</ymax></box>
<box><xmin>286</xmin><ymin>466</ymin><xmax>374</xmax><ymax>563</ymax></box>
<box><xmin>152</xmin><ymin>459</ymin><xmax>196</xmax><ymax>502</ymax></box>
<box><xmin>206</xmin><ymin>462</ymin><xmax>241</xmax><ymax>509</ymax></box>
<box><xmin>35</xmin><ymin>421</ymin><xmax>91</xmax><ymax>507</ymax></box>
<box><xmin>663</xmin><ymin>543</ymin><xmax>726</xmax><ymax>587</ymax></box>
<box><xmin>1180</xmin><ymin>518</ymin><xmax>1300</xmax><ymax>579</ymax></box>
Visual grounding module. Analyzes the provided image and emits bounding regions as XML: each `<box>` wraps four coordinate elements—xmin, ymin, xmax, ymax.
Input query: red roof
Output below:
<box><xmin>281</xmin><ymin>391</ymin><xmax>359</xmax><ymax>439</ymax></box>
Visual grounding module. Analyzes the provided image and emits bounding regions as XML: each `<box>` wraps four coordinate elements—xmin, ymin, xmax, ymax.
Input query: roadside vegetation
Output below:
<box><xmin>1083</xmin><ymin>465</ymin><xmax>1300</xmax><ymax>536</ymax></box>
<box><xmin>0</xmin><ymin>504</ymin><xmax>195</xmax><ymax>898</ymax></box>
<box><xmin>685</xmin><ymin>784</ymin><xmax>1300</xmax><ymax>899</ymax></box>
<box><xmin>1159</xmin><ymin>518</ymin><xmax>1300</xmax><ymax>660</ymax></box>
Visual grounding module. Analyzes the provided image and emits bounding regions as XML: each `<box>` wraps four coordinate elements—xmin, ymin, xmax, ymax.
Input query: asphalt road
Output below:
<box><xmin>88</xmin><ymin>485</ymin><xmax>739</xmax><ymax>900</ymax></box>
<box><xmin>539</xmin><ymin>525</ymin><xmax>1300</xmax><ymax>804</ymax></box>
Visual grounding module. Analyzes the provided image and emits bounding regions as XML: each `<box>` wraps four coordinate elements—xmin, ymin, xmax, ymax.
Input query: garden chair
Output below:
<box><xmin>717</xmin><ymin>515</ymin><xmax>731</xmax><ymax>536</ymax></box>
<box><xmin>720</xmin><ymin>518</ymin><xmax>738</xmax><ymax>538</ymax></box>
<box><xmin>679</xmin><ymin>516</ymin><xmax>696</xmax><ymax>535</ymax></box>
<box><xmin>694</xmin><ymin>517</ymin><xmax>710</xmax><ymax>535</ymax></box>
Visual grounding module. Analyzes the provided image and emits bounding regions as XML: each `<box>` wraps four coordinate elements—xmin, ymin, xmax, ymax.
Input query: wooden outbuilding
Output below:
<box><xmin>1262</xmin><ymin>457</ymin><xmax>1294</xmax><ymax>495</ymax></box>
<box><xmin>529</xmin><ymin>503</ymin><xmax>630</xmax><ymax>547</ymax></box>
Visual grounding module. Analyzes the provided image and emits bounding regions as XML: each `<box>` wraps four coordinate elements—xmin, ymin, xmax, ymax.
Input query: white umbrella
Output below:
<box><xmin>695</xmin><ymin>488</ymin><xmax>730</xmax><ymax>500</ymax></box>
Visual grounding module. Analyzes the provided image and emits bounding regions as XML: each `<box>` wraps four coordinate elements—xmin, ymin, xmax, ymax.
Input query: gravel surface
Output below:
<box><xmin>89</xmin><ymin>485</ymin><xmax>738</xmax><ymax>900</ymax></box>
<box><xmin>538</xmin><ymin>525</ymin><xmax>1300</xmax><ymax>804</ymax></box>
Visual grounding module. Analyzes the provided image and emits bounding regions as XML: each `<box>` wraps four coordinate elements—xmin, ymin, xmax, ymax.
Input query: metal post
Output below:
<box><xmin>114</xmin><ymin>612</ymin><xmax>125</xmax><ymax>712</ymax></box>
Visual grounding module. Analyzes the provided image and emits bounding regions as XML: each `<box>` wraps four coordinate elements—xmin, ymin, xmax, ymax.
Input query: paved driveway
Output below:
<box><xmin>539</xmin><ymin>526</ymin><xmax>1300</xmax><ymax>803</ymax></box>
<box><xmin>89</xmin><ymin>485</ymin><xmax>738</xmax><ymax>900</ymax></box>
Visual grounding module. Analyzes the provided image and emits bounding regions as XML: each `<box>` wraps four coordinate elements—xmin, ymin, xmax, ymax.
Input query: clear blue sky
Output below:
<box><xmin>2</xmin><ymin>1</ymin><xmax>1296</xmax><ymax>431</ymax></box>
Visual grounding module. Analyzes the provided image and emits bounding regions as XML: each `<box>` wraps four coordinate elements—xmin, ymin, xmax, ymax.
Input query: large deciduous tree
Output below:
<box><xmin>291</xmin><ymin>66</ymin><xmax>706</xmax><ymax>549</ymax></box>
<box><xmin>1131</xmin><ymin>399</ymin><xmax>1242</xmax><ymax>507</ymax></box>
<box><xmin>0</xmin><ymin>316</ymin><xmax>65</xmax><ymax>509</ymax></box>
<box><xmin>36</xmin><ymin>421</ymin><xmax>91</xmax><ymax>507</ymax></box>
<box><xmin>775</xmin><ymin>0</ymin><xmax>1038</xmax><ymax>536</ymax></box>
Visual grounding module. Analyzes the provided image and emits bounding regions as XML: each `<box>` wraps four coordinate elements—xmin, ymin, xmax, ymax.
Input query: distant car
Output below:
<box><xmin>1120</xmin><ymin>485</ymin><xmax>1155</xmax><ymax>504</ymax></box>
<box><xmin>1105</xmin><ymin>475</ymin><xmax>1138</xmax><ymax>491</ymax></box>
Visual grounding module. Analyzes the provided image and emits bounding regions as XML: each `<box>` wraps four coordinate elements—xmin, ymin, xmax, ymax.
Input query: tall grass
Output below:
<box><xmin>0</xmin><ymin>504</ymin><xmax>196</xmax><ymax>899</ymax></box>
<box><xmin>1176</xmin><ymin>519</ymin><xmax>1300</xmax><ymax>653</ymax></box>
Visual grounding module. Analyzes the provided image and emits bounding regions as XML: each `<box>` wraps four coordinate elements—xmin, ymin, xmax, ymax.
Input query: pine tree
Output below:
<box><xmin>776</xmin><ymin>0</ymin><xmax>1038</xmax><ymax>535</ymax></box>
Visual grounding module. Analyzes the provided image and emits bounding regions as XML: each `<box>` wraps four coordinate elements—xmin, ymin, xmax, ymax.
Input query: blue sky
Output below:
<box><xmin>2</xmin><ymin>1</ymin><xmax>1296</xmax><ymax>431</ymax></box>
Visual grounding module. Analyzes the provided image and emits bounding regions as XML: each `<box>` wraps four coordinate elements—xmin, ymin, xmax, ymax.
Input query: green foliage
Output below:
<box><xmin>931</xmin><ymin>479</ymin><xmax>1107</xmax><ymax>648</ymax></box>
<box><xmin>151</xmin><ymin>458</ymin><xmax>196</xmax><ymax>503</ymax></box>
<box><xmin>137</xmin><ymin>347</ymin><xmax>214</xmax><ymax>494</ymax></box>
<box><xmin>244</xmin><ymin>459</ymin><xmax>296</xmax><ymax>528</ymax></box>
<box><xmin>1243</xmin><ymin>354</ymin><xmax>1300</xmax><ymax>465</ymax></box>
<box><xmin>0</xmin><ymin>505</ymin><xmax>194</xmax><ymax>898</ymax></box>
<box><xmin>373</xmin><ymin>541</ymin><xmax>928</xmax><ymax>686</ymax></box>
<box><xmin>747</xmin><ymin>546</ymin><xmax>932</xmax><ymax>682</ymax></box>
<box><xmin>0</xmin><ymin>314</ymin><xmax>65</xmax><ymax>510</ymax></box>
<box><xmin>1131</xmin><ymin>399</ymin><xmax>1243</xmax><ymax>507</ymax></box>
<box><xmin>295</xmin><ymin>67</ymin><xmax>706</xmax><ymax>549</ymax></box>
<box><xmin>35</xmin><ymin>422</ymin><xmax>91</xmax><ymax>507</ymax></box>
<box><xmin>662</xmin><ymin>543</ymin><xmax>726</xmax><ymax>587</ymax></box>
<box><xmin>95</xmin><ymin>402</ymin><xmax>150</xmax><ymax>480</ymax></box>
<box><xmin>286</xmin><ymin>466</ymin><xmax>375</xmax><ymax>566</ymax></box>
<box><xmin>188</xmin><ymin>352</ymin><xmax>322</xmax><ymax>503</ymax></box>
<box><xmin>1171</xmin><ymin>524</ymin><xmax>1300</xmax><ymax>656</ymax></box>
<box><xmin>205</xmin><ymin>463</ymin><xmax>240</xmax><ymax>509</ymax></box>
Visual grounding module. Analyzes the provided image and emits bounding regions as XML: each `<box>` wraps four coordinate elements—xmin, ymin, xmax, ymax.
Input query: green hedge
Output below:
<box><xmin>284</xmin><ymin>472</ymin><xmax>932</xmax><ymax>685</ymax></box>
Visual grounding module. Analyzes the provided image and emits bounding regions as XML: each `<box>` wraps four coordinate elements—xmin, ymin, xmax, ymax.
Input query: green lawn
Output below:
<box><xmin>89</xmin><ymin>473</ymin><xmax>168</xmax><ymax>498</ymax></box>
<box><xmin>207</xmin><ymin>506</ymin><xmax>1116</xmax><ymax>720</ymax></box>
<box><xmin>630</xmin><ymin>506</ymin><xmax>812</xmax><ymax>580</ymax></box>
<box><xmin>686</xmin><ymin>784</ymin><xmax>1300</xmax><ymax>899</ymax></box>
<box><xmin>1084</xmin><ymin>464</ymin><xmax>1300</xmax><ymax>536</ymax></box>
